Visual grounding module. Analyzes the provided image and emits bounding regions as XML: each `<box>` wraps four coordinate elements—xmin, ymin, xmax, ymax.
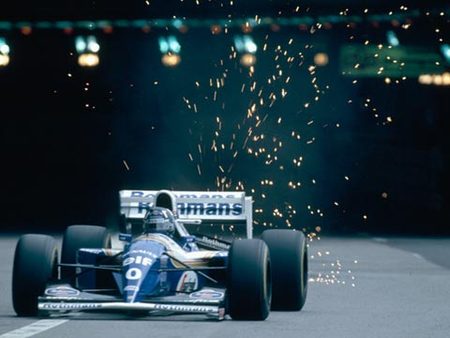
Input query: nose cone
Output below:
<box><xmin>122</xmin><ymin>239</ymin><xmax>165</xmax><ymax>303</ymax></box>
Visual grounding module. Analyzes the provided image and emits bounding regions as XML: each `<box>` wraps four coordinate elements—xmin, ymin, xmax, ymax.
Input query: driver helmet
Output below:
<box><xmin>143</xmin><ymin>207</ymin><xmax>176</xmax><ymax>236</ymax></box>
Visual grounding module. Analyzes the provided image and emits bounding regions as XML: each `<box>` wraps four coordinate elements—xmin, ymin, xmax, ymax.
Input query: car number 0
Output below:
<box><xmin>125</xmin><ymin>267</ymin><xmax>142</xmax><ymax>280</ymax></box>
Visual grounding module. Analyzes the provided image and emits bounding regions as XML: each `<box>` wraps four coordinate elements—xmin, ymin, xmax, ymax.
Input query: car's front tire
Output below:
<box><xmin>262</xmin><ymin>229</ymin><xmax>308</xmax><ymax>311</ymax></box>
<box><xmin>60</xmin><ymin>225</ymin><xmax>111</xmax><ymax>287</ymax></box>
<box><xmin>12</xmin><ymin>234</ymin><xmax>58</xmax><ymax>316</ymax></box>
<box><xmin>227</xmin><ymin>239</ymin><xmax>271</xmax><ymax>320</ymax></box>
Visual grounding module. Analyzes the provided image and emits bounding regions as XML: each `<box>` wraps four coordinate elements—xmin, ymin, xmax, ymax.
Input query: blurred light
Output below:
<box><xmin>168</xmin><ymin>36</ymin><xmax>181</xmax><ymax>53</ymax></box>
<box><xmin>433</xmin><ymin>75</ymin><xmax>443</xmax><ymax>86</ymax></box>
<box><xmin>102</xmin><ymin>26</ymin><xmax>113</xmax><ymax>34</ymax></box>
<box><xmin>240</xmin><ymin>53</ymin><xmax>257</xmax><ymax>67</ymax></box>
<box><xmin>210</xmin><ymin>25</ymin><xmax>222</xmax><ymax>35</ymax></box>
<box><xmin>75</xmin><ymin>36</ymin><xmax>100</xmax><ymax>67</ymax></box>
<box><xmin>0</xmin><ymin>37</ymin><xmax>10</xmax><ymax>67</ymax></box>
<box><xmin>314</xmin><ymin>53</ymin><xmax>329</xmax><ymax>66</ymax></box>
<box><xmin>440</xmin><ymin>44</ymin><xmax>450</xmax><ymax>63</ymax></box>
<box><xmin>270</xmin><ymin>24</ymin><xmax>281</xmax><ymax>32</ymax></box>
<box><xmin>75</xmin><ymin>36</ymin><xmax>100</xmax><ymax>53</ymax></box>
<box><xmin>0</xmin><ymin>38</ymin><xmax>10</xmax><ymax>55</ymax></box>
<box><xmin>0</xmin><ymin>44</ymin><xmax>9</xmax><ymax>55</ymax></box>
<box><xmin>298</xmin><ymin>24</ymin><xmax>308</xmax><ymax>31</ymax></box>
<box><xmin>418</xmin><ymin>74</ymin><xmax>433</xmax><ymax>85</ymax></box>
<box><xmin>234</xmin><ymin>35</ymin><xmax>257</xmax><ymax>54</ymax></box>
<box><xmin>141</xmin><ymin>25</ymin><xmax>151</xmax><ymax>33</ymax></box>
<box><xmin>0</xmin><ymin>55</ymin><xmax>9</xmax><ymax>66</ymax></box>
<box><xmin>159</xmin><ymin>36</ymin><xmax>181</xmax><ymax>54</ymax></box>
<box><xmin>386</xmin><ymin>30</ymin><xmax>399</xmax><ymax>47</ymax></box>
<box><xmin>241</xmin><ymin>24</ymin><xmax>252</xmax><ymax>33</ymax></box>
<box><xmin>20</xmin><ymin>26</ymin><xmax>32</xmax><ymax>35</ymax></box>
<box><xmin>75</xmin><ymin>36</ymin><xmax>86</xmax><ymax>53</ymax></box>
<box><xmin>78</xmin><ymin>53</ymin><xmax>99</xmax><ymax>67</ymax></box>
<box><xmin>159</xmin><ymin>38</ymin><xmax>169</xmax><ymax>53</ymax></box>
<box><xmin>161</xmin><ymin>53</ymin><xmax>181</xmax><ymax>67</ymax></box>
<box><xmin>87</xmin><ymin>36</ymin><xmax>100</xmax><ymax>53</ymax></box>
<box><xmin>172</xmin><ymin>19</ymin><xmax>183</xmax><ymax>29</ymax></box>
<box><xmin>178</xmin><ymin>25</ymin><xmax>188</xmax><ymax>34</ymax></box>
<box><xmin>244</xmin><ymin>36</ymin><xmax>257</xmax><ymax>53</ymax></box>
<box><xmin>418</xmin><ymin>73</ymin><xmax>450</xmax><ymax>86</ymax></box>
<box><xmin>234</xmin><ymin>36</ymin><xmax>244</xmax><ymax>53</ymax></box>
<box><xmin>63</xmin><ymin>27</ymin><xmax>74</xmax><ymax>35</ymax></box>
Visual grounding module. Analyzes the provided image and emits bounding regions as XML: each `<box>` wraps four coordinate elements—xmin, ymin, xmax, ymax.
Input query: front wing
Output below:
<box><xmin>38</xmin><ymin>285</ymin><xmax>226</xmax><ymax>320</ymax></box>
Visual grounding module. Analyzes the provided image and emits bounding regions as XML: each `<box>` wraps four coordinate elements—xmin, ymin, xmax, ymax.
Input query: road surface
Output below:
<box><xmin>0</xmin><ymin>233</ymin><xmax>449</xmax><ymax>338</ymax></box>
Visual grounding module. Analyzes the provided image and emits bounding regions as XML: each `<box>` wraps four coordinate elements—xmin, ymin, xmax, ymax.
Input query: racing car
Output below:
<box><xmin>12</xmin><ymin>190</ymin><xmax>308</xmax><ymax>320</ymax></box>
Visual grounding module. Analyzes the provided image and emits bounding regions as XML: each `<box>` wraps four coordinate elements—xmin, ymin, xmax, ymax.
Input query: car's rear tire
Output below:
<box><xmin>227</xmin><ymin>239</ymin><xmax>271</xmax><ymax>320</ymax></box>
<box><xmin>60</xmin><ymin>225</ymin><xmax>111</xmax><ymax>287</ymax></box>
<box><xmin>262</xmin><ymin>229</ymin><xmax>308</xmax><ymax>311</ymax></box>
<box><xmin>12</xmin><ymin>234</ymin><xmax>58</xmax><ymax>316</ymax></box>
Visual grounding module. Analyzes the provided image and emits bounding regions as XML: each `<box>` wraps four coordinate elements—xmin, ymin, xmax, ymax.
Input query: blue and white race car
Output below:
<box><xmin>12</xmin><ymin>190</ymin><xmax>308</xmax><ymax>320</ymax></box>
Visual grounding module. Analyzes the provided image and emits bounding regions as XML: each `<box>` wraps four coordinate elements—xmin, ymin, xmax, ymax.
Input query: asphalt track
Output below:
<box><xmin>1</xmin><ymin>234</ymin><xmax>450</xmax><ymax>338</ymax></box>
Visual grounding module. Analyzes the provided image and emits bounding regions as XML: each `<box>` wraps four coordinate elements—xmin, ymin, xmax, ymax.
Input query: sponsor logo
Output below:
<box><xmin>119</xmin><ymin>233</ymin><xmax>132</xmax><ymax>242</ymax></box>
<box><xmin>79</xmin><ymin>248</ymin><xmax>103</xmax><ymax>254</ymax></box>
<box><xmin>176</xmin><ymin>271</ymin><xmax>198</xmax><ymax>293</ymax></box>
<box><xmin>40</xmin><ymin>303</ymin><xmax>101</xmax><ymax>310</ymax></box>
<box><xmin>44</xmin><ymin>296</ymin><xmax>93</xmax><ymax>300</ymax></box>
<box><xmin>130</xmin><ymin>201</ymin><xmax>243</xmax><ymax>216</ymax></box>
<box><xmin>127</xmin><ymin>249</ymin><xmax>159</xmax><ymax>257</ymax></box>
<box><xmin>190</xmin><ymin>289</ymin><xmax>224</xmax><ymax>300</ymax></box>
<box><xmin>122</xmin><ymin>252</ymin><xmax>158</xmax><ymax>281</ymax></box>
<box><xmin>124</xmin><ymin>285</ymin><xmax>138</xmax><ymax>292</ymax></box>
<box><xmin>184</xmin><ymin>298</ymin><xmax>222</xmax><ymax>305</ymax></box>
<box><xmin>129</xmin><ymin>191</ymin><xmax>239</xmax><ymax>199</ymax></box>
<box><xmin>45</xmin><ymin>286</ymin><xmax>80</xmax><ymax>297</ymax></box>
<box><xmin>177</xmin><ymin>203</ymin><xmax>243</xmax><ymax>216</ymax></box>
<box><xmin>123</xmin><ymin>255</ymin><xmax>154</xmax><ymax>267</ymax></box>
<box><xmin>153</xmin><ymin>304</ymin><xmax>213</xmax><ymax>313</ymax></box>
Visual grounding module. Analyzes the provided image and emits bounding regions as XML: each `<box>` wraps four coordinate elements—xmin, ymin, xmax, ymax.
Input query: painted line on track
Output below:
<box><xmin>0</xmin><ymin>319</ymin><xmax>68</xmax><ymax>338</ymax></box>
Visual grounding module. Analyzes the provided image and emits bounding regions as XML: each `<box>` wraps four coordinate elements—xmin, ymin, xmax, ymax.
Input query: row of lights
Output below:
<box><xmin>4</xmin><ymin>34</ymin><xmax>447</xmax><ymax>85</ymax></box>
<box><xmin>0</xmin><ymin>11</ymin><xmax>431</xmax><ymax>35</ymax></box>
<box><xmin>160</xmin><ymin>34</ymin><xmax>262</xmax><ymax>68</ymax></box>
<box><xmin>14</xmin><ymin>34</ymin><xmax>450</xmax><ymax>73</ymax></box>
<box><xmin>418</xmin><ymin>73</ymin><xmax>450</xmax><ymax>86</ymax></box>
<box><xmin>0</xmin><ymin>34</ymin><xmax>264</xmax><ymax>69</ymax></box>
<box><xmin>0</xmin><ymin>35</ymin><xmax>103</xmax><ymax>68</ymax></box>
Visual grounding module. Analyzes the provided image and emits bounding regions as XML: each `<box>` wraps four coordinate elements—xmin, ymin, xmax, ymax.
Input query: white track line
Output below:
<box><xmin>0</xmin><ymin>319</ymin><xmax>68</xmax><ymax>338</ymax></box>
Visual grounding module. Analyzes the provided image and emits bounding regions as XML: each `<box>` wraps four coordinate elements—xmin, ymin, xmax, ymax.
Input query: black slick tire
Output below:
<box><xmin>227</xmin><ymin>239</ymin><xmax>271</xmax><ymax>320</ymax></box>
<box><xmin>12</xmin><ymin>234</ymin><xmax>58</xmax><ymax>316</ymax></box>
<box><xmin>60</xmin><ymin>225</ymin><xmax>111</xmax><ymax>286</ymax></box>
<box><xmin>262</xmin><ymin>229</ymin><xmax>308</xmax><ymax>311</ymax></box>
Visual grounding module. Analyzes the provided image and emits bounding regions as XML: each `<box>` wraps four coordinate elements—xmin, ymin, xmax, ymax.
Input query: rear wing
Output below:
<box><xmin>119</xmin><ymin>190</ymin><xmax>254</xmax><ymax>238</ymax></box>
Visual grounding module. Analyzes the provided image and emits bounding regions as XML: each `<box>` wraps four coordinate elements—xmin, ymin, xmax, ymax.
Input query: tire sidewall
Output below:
<box><xmin>12</xmin><ymin>234</ymin><xmax>58</xmax><ymax>316</ymax></box>
<box><xmin>262</xmin><ymin>229</ymin><xmax>308</xmax><ymax>311</ymax></box>
<box><xmin>227</xmin><ymin>239</ymin><xmax>271</xmax><ymax>320</ymax></box>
